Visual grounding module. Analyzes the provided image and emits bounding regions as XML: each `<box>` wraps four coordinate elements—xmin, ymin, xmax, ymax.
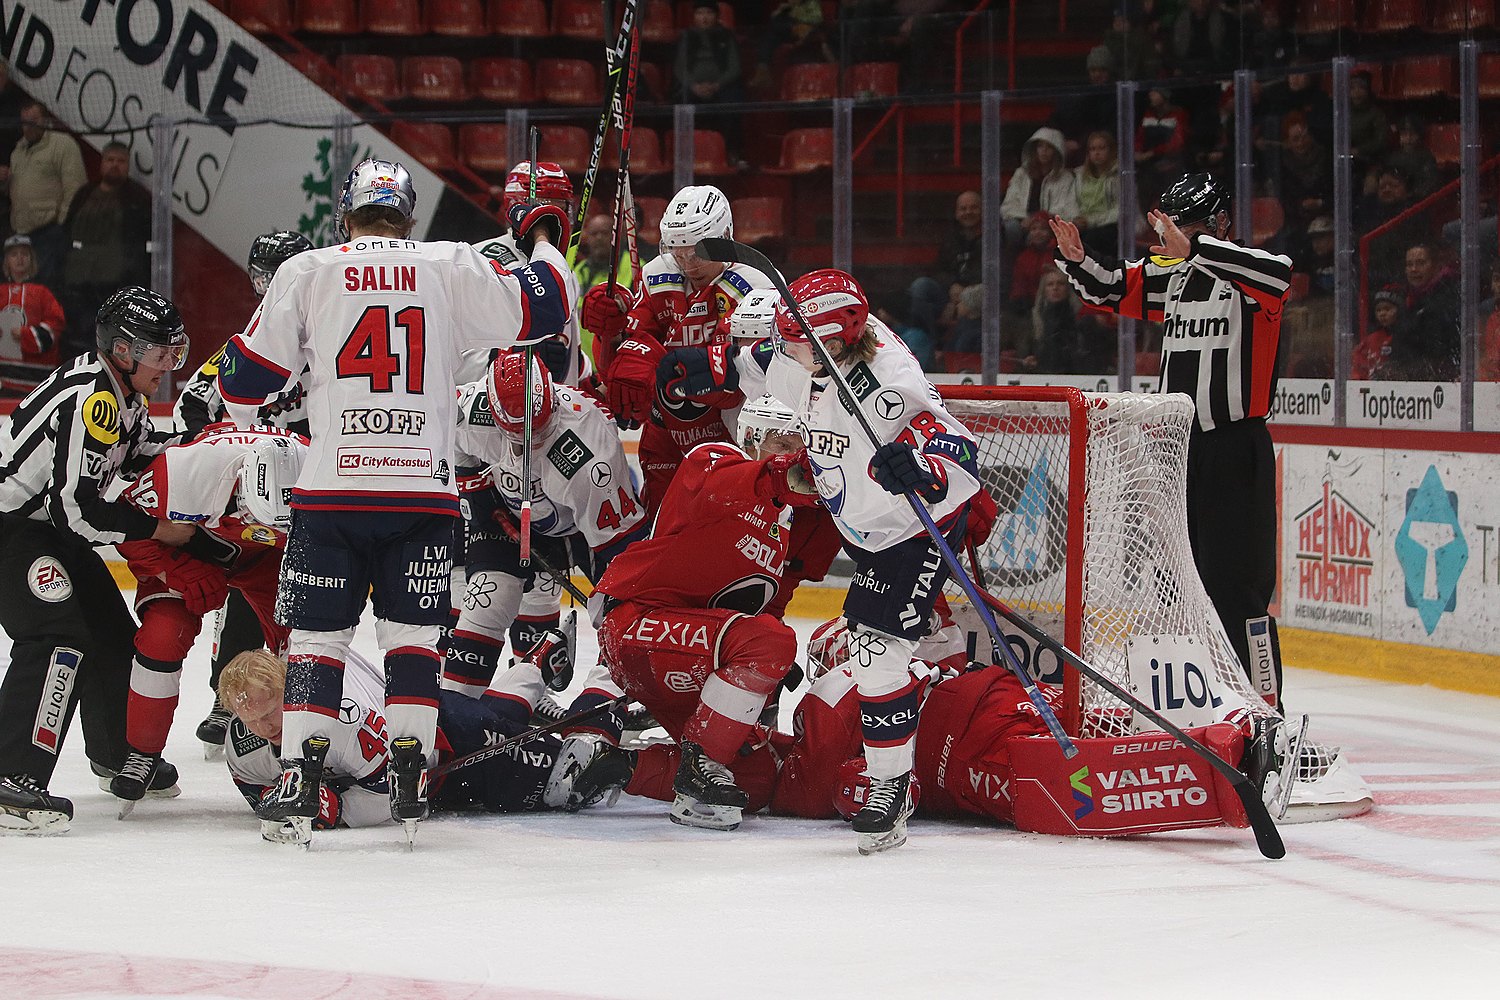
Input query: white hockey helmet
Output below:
<box><xmin>236</xmin><ymin>437</ymin><xmax>302</xmax><ymax>531</ymax></box>
<box><xmin>737</xmin><ymin>392</ymin><xmax>801</xmax><ymax>457</ymax></box>
<box><xmin>334</xmin><ymin>158</ymin><xmax>416</xmax><ymax>241</ymax></box>
<box><xmin>658</xmin><ymin>185</ymin><xmax>733</xmax><ymax>249</ymax></box>
<box><xmin>729</xmin><ymin>288</ymin><xmax>781</xmax><ymax>341</ymax></box>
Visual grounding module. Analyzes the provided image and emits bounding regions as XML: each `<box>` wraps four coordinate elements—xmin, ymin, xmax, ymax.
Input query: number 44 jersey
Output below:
<box><xmin>217</xmin><ymin>237</ymin><xmax>571</xmax><ymax>516</ymax></box>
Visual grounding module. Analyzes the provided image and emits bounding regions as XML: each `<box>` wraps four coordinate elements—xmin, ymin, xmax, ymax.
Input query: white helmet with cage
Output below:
<box><xmin>658</xmin><ymin>185</ymin><xmax>733</xmax><ymax>249</ymax></box>
<box><xmin>334</xmin><ymin>158</ymin><xmax>416</xmax><ymax>241</ymax></box>
<box><xmin>736</xmin><ymin>392</ymin><xmax>801</xmax><ymax>457</ymax></box>
<box><xmin>729</xmin><ymin>289</ymin><xmax>781</xmax><ymax>341</ymax></box>
<box><xmin>236</xmin><ymin>437</ymin><xmax>303</xmax><ymax>531</ymax></box>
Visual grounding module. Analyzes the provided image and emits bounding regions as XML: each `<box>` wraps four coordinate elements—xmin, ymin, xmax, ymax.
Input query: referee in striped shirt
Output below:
<box><xmin>1050</xmin><ymin>172</ymin><xmax>1293</xmax><ymax>707</ymax></box>
<box><xmin>0</xmin><ymin>287</ymin><xmax>196</xmax><ymax>835</ymax></box>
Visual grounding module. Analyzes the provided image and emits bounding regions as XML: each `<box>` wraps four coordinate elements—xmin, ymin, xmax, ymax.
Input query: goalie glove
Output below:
<box><xmin>506</xmin><ymin>201</ymin><xmax>570</xmax><ymax>256</ymax></box>
<box><xmin>581</xmin><ymin>282</ymin><xmax>629</xmax><ymax>344</ymax></box>
<box><xmin>162</xmin><ymin>553</ymin><xmax>229</xmax><ymax>616</ymax></box>
<box><xmin>869</xmin><ymin>441</ymin><xmax>948</xmax><ymax>503</ymax></box>
<box><xmin>759</xmin><ymin>449</ymin><xmax>822</xmax><ymax>508</ymax></box>
<box><xmin>604</xmin><ymin>333</ymin><xmax>666</xmax><ymax>429</ymax></box>
<box><xmin>657</xmin><ymin>343</ymin><xmax>739</xmax><ymax>401</ymax></box>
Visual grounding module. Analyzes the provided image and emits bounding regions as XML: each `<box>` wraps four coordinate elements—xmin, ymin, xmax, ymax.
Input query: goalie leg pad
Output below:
<box><xmin>1007</xmin><ymin>722</ymin><xmax>1249</xmax><ymax>837</ymax></box>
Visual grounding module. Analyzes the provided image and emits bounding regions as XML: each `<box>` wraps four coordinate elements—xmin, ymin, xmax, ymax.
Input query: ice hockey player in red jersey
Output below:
<box><xmin>583</xmin><ymin>184</ymin><xmax>774</xmax><ymax>517</ymax></box>
<box><xmin>557</xmin><ymin>403</ymin><xmax>822</xmax><ymax>831</ymax></box>
<box><xmin>111</xmin><ymin>429</ymin><xmax>309</xmax><ymax>812</ymax></box>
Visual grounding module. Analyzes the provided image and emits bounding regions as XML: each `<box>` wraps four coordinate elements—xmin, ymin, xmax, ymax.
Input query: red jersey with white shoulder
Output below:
<box><xmin>119</xmin><ymin>424</ymin><xmax>309</xmax><ymax>550</ymax></box>
<box><xmin>225</xmin><ymin>648</ymin><xmax>393</xmax><ymax>829</ymax></box>
<box><xmin>454</xmin><ymin>380</ymin><xmax>643</xmax><ymax>550</ymax></box>
<box><xmin>596</xmin><ymin>441</ymin><xmax>792</xmax><ymax>615</ymax></box>
<box><xmin>215</xmin><ymin>237</ymin><xmax>571</xmax><ymax>515</ymax></box>
<box><xmin>625</xmin><ymin>255</ymin><xmax>772</xmax><ymax>352</ymax></box>
<box><xmin>801</xmin><ymin>319</ymin><xmax>981</xmax><ymax>551</ymax></box>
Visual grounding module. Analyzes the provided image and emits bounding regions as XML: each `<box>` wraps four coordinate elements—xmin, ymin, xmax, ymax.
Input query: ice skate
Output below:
<box><xmin>256</xmin><ymin>735</ymin><xmax>331</xmax><ymax>847</ymax></box>
<box><xmin>546</xmin><ymin>733</ymin><xmax>638</xmax><ymax>810</ymax></box>
<box><xmin>196</xmin><ymin>699</ymin><xmax>234</xmax><ymax>759</ymax></box>
<box><xmin>669</xmin><ymin>742</ymin><xmax>748</xmax><ymax>831</ymax></box>
<box><xmin>99</xmin><ymin>751</ymin><xmax>181</xmax><ymax>818</ymax></box>
<box><xmin>851</xmin><ymin>771</ymin><xmax>916</xmax><ymax>855</ymax></box>
<box><xmin>530</xmin><ymin>692</ymin><xmax>570</xmax><ymax>727</ymax></box>
<box><xmin>389</xmin><ymin>736</ymin><xmax>429</xmax><ymax>848</ymax></box>
<box><xmin>0</xmin><ymin>774</ymin><xmax>73</xmax><ymax>836</ymax></box>
<box><xmin>521</xmin><ymin>611</ymin><xmax>576</xmax><ymax>692</ymax></box>
<box><xmin>1246</xmin><ymin>713</ymin><xmax>1309</xmax><ymax>820</ymax></box>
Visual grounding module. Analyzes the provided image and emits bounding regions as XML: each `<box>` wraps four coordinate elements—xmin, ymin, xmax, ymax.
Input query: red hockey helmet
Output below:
<box><xmin>502</xmin><ymin>161</ymin><xmax>574</xmax><ymax>217</ymax></box>
<box><xmin>487</xmin><ymin>350</ymin><xmax>555</xmax><ymax>437</ymax></box>
<box><xmin>775</xmin><ymin>268</ymin><xmax>870</xmax><ymax>347</ymax></box>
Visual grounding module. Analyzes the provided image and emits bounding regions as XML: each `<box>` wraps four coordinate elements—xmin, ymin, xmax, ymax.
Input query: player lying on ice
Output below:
<box><xmin>217</xmin><ymin>641</ymin><xmax>595</xmax><ymax>844</ymax></box>
<box><xmin>557</xmin><ymin>616</ymin><xmax>1299</xmax><ymax>841</ymax></box>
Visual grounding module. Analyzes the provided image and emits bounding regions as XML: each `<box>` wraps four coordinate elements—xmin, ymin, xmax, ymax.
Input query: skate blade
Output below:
<box><xmin>1266</xmin><ymin>713</ymin><xmax>1311</xmax><ymax>820</ymax></box>
<box><xmin>402</xmin><ymin>819</ymin><xmax>419</xmax><ymax>850</ymax></box>
<box><xmin>203</xmin><ymin>742</ymin><xmax>225</xmax><ymax>761</ymax></box>
<box><xmin>0</xmin><ymin>808</ymin><xmax>70</xmax><ymax>836</ymax></box>
<box><xmin>116</xmin><ymin>798</ymin><xmax>137</xmax><ymax>820</ymax></box>
<box><xmin>669</xmin><ymin>794</ymin><xmax>742</xmax><ymax>832</ymax></box>
<box><xmin>856</xmin><ymin>819</ymin><xmax>909</xmax><ymax>856</ymax></box>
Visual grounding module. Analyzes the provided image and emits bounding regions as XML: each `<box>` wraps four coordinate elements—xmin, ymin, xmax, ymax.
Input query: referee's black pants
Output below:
<box><xmin>1185</xmin><ymin>417</ymin><xmax>1282</xmax><ymax>702</ymax></box>
<box><xmin>0</xmin><ymin>514</ymin><xmax>134</xmax><ymax>785</ymax></box>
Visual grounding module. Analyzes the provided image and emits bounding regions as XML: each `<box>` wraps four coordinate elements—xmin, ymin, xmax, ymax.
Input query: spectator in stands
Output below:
<box><xmin>750</xmin><ymin>2</ymin><xmax>835</xmax><ymax>92</ymax></box>
<box><xmin>874</xmin><ymin>299</ymin><xmax>934</xmax><ymax>371</ymax></box>
<box><xmin>1031</xmin><ymin>266</ymin><xmax>1113</xmax><ymax>374</ymax></box>
<box><xmin>1294</xmin><ymin>215</ymin><xmax>1335</xmax><ymax>298</ymax></box>
<box><xmin>1257</xmin><ymin>72</ymin><xmax>1332</xmax><ymax>149</ymax></box>
<box><xmin>1245</xmin><ymin>2</ymin><xmax>1294</xmax><ymax>69</ymax></box>
<box><xmin>0</xmin><ymin>62</ymin><xmax>31</xmax><ymax>239</ymax></box>
<box><xmin>1352</xmin><ymin>286</ymin><xmax>1401</xmax><ymax>381</ymax></box>
<box><xmin>1277</xmin><ymin>118</ymin><xmax>1333</xmax><ymax>233</ymax></box>
<box><xmin>60</xmin><ymin>140</ymin><xmax>151</xmax><ymax>362</ymax></box>
<box><xmin>1101</xmin><ymin>6</ymin><xmax>1161</xmax><ymax>82</ymax></box>
<box><xmin>1348</xmin><ymin>72</ymin><xmax>1389</xmax><ymax>192</ymax></box>
<box><xmin>8</xmin><ymin>101</ymin><xmax>86</xmax><ymax>288</ymax></box>
<box><xmin>1009</xmin><ymin>212</ymin><xmax>1057</xmax><ymax>314</ymax></box>
<box><xmin>1049</xmin><ymin>47</ymin><xmax>1118</xmax><ymax>161</ymax></box>
<box><xmin>1385</xmin><ymin>114</ymin><xmax>1439</xmax><ymax>200</ymax></box>
<box><xmin>1074</xmin><ymin>130</ymin><xmax>1121</xmax><ymax>255</ymax></box>
<box><xmin>673</xmin><ymin>1</ymin><xmax>747</xmax><ymax>164</ymax></box>
<box><xmin>1355</xmin><ymin>165</ymin><xmax>1422</xmax><ymax>291</ymax></box>
<box><xmin>0</xmin><ymin>234</ymin><xmax>65</xmax><ymax>397</ymax></box>
<box><xmin>1171</xmin><ymin>0</ymin><xmax>1229</xmax><ymax>76</ymax></box>
<box><xmin>1000</xmin><ymin>126</ymin><xmax>1077</xmax><ymax>250</ymax></box>
<box><xmin>1387</xmin><ymin>242</ymin><xmax>1459</xmax><ymax>381</ymax></box>
<box><xmin>1134</xmin><ymin>86</ymin><xmax>1188</xmax><ymax>210</ymax></box>
<box><xmin>1481</xmin><ymin>264</ymin><xmax>1500</xmax><ymax>381</ymax></box>
<box><xmin>909</xmin><ymin>189</ymin><xmax>981</xmax><ymax>348</ymax></box>
<box><xmin>948</xmin><ymin>283</ymin><xmax>984</xmax><ymax>357</ymax></box>
<box><xmin>1357</xmin><ymin>165</ymin><xmax>1417</xmax><ymax>235</ymax></box>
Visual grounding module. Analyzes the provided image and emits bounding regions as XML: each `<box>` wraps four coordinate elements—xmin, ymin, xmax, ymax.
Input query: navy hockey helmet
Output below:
<box><xmin>96</xmin><ymin>286</ymin><xmax>188</xmax><ymax>374</ymax></box>
<box><xmin>248</xmin><ymin>230</ymin><xmax>313</xmax><ymax>298</ymax></box>
<box><xmin>1159</xmin><ymin>172</ymin><xmax>1229</xmax><ymax>232</ymax></box>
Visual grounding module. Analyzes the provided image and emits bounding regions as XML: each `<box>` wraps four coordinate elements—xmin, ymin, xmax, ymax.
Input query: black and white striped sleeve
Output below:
<box><xmin>1185</xmin><ymin>234</ymin><xmax>1292</xmax><ymax>308</ymax></box>
<box><xmin>1056</xmin><ymin>249</ymin><xmax>1173</xmax><ymax>323</ymax></box>
<box><xmin>44</xmin><ymin>395</ymin><xmax>159</xmax><ymax>546</ymax></box>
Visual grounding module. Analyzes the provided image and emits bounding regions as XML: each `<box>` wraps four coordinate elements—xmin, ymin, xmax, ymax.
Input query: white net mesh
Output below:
<box><xmin>940</xmin><ymin>387</ymin><xmax>1369</xmax><ymax>818</ymax></box>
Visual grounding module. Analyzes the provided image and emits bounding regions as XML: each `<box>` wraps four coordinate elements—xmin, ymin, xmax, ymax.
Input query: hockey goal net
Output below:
<box><xmin>938</xmin><ymin>386</ymin><xmax>1370</xmax><ymax>821</ymax></box>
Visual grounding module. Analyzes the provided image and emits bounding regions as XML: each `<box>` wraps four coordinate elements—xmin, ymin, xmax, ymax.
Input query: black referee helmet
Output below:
<box><xmin>1160</xmin><ymin>173</ymin><xmax>1229</xmax><ymax>231</ymax></box>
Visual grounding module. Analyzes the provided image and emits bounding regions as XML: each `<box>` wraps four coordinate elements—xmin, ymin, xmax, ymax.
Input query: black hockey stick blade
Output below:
<box><xmin>430</xmin><ymin>696</ymin><xmax>626</xmax><ymax>779</ymax></box>
<box><xmin>972</xmin><ymin>588</ymin><xmax>1286</xmax><ymax>859</ymax></box>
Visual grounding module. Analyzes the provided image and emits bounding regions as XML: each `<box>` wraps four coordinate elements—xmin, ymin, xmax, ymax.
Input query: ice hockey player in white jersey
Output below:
<box><xmin>763</xmin><ymin>268</ymin><xmax>987</xmax><ymax>853</ymax></box>
<box><xmin>214</xmin><ymin>158</ymin><xmax>573</xmax><ymax>845</ymax></box>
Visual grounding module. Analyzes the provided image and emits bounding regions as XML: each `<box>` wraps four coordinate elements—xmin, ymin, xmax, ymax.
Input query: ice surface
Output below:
<box><xmin>2</xmin><ymin>614</ymin><xmax>1497</xmax><ymax>999</ymax></box>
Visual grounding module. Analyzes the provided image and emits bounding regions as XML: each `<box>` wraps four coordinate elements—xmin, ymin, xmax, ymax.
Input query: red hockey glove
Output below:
<box><xmin>965</xmin><ymin>486</ymin><xmax>999</xmax><ymax>548</ymax></box>
<box><xmin>163</xmin><ymin>554</ymin><xmax>229</xmax><ymax>616</ymax></box>
<box><xmin>870</xmin><ymin>442</ymin><xmax>948</xmax><ymax>503</ymax></box>
<box><xmin>506</xmin><ymin>201</ymin><xmax>570</xmax><ymax>255</ymax></box>
<box><xmin>604</xmin><ymin>334</ymin><xmax>665</xmax><ymax>429</ymax></box>
<box><xmin>582</xmin><ymin>283</ymin><xmax>629</xmax><ymax>344</ymax></box>
<box><xmin>657</xmin><ymin>343</ymin><xmax>739</xmax><ymax>401</ymax></box>
<box><xmin>761</xmin><ymin>449</ymin><xmax>822</xmax><ymax>508</ymax></box>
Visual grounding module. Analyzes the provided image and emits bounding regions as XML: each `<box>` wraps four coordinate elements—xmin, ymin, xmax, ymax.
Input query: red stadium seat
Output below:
<box><xmin>336</xmin><ymin>55</ymin><xmax>402</xmax><ymax>104</ymax></box>
<box><xmin>1294</xmin><ymin>0</ymin><xmax>1355</xmax><ymax>32</ymax></box>
<box><xmin>1389</xmin><ymin>56</ymin><xmax>1455</xmax><ymax>100</ymax></box>
<box><xmin>391</xmin><ymin>122</ymin><xmax>456</xmax><ymax>172</ymax></box>
<box><xmin>1368</xmin><ymin>0</ymin><xmax>1424</xmax><ymax>32</ymax></box>
<box><xmin>363</xmin><ymin>0</ymin><xmax>423</xmax><ymax>35</ymax></box>
<box><xmin>1431</xmin><ymin>0</ymin><xmax>1496</xmax><ymax>32</ymax></box>
<box><xmin>1427</xmin><ymin>123</ymin><xmax>1463</xmax><ymax>169</ymax></box>
<box><xmin>428</xmin><ymin>0</ymin><xmax>487</xmax><ymax>37</ymax></box>
<box><xmin>634</xmin><ymin>196</ymin><xmax>668</xmax><ymax>245</ymax></box>
<box><xmin>731</xmin><ymin>197</ymin><xmax>784</xmax><ymax>244</ymax></box>
<box><xmin>1479</xmin><ymin>53</ymin><xmax>1500</xmax><ymax>98</ymax></box>
<box><xmin>640</xmin><ymin>62</ymin><xmax>667</xmax><ymax>103</ymax></box>
<box><xmin>490</xmin><ymin>0</ymin><xmax>548</xmax><ymax>37</ymax></box>
<box><xmin>780</xmin><ymin>63</ymin><xmax>839</xmax><ymax>103</ymax></box>
<box><xmin>461</xmin><ymin>123</ymin><xmax>510</xmax><ymax>173</ymax></box>
<box><xmin>668</xmin><ymin>128</ymin><xmax>734</xmax><ymax>176</ymax></box>
<box><xmin>230</xmin><ymin>0</ymin><xmax>294</xmax><ymax>34</ymax></box>
<box><xmin>604</xmin><ymin>126</ymin><xmax>666</xmax><ymax>175</ymax></box>
<box><xmin>403</xmin><ymin>57</ymin><xmax>467</xmax><ymax>102</ymax></box>
<box><xmin>554</xmin><ymin>0</ymin><xmax>606</xmax><ymax>41</ymax></box>
<box><xmin>1250</xmin><ymin>197</ymin><xmax>1284</xmax><ymax>245</ymax></box>
<box><xmin>298</xmin><ymin>0</ymin><xmax>358</xmax><ymax>34</ymax></box>
<box><xmin>641</xmin><ymin>1</ymin><xmax>678</xmax><ymax>44</ymax></box>
<box><xmin>472</xmin><ymin>57</ymin><xmax>535</xmax><ymax>104</ymax></box>
<box><xmin>537</xmin><ymin>59</ymin><xmax>604</xmax><ymax>106</ymax></box>
<box><xmin>282</xmin><ymin>50</ymin><xmax>339</xmax><ymax>94</ymax></box>
<box><xmin>764</xmin><ymin>128</ymin><xmax>835</xmax><ymax>174</ymax></box>
<box><xmin>536</xmin><ymin>125</ymin><xmax>594</xmax><ymax>175</ymax></box>
<box><xmin>848</xmin><ymin>61</ymin><xmax>900</xmax><ymax>99</ymax></box>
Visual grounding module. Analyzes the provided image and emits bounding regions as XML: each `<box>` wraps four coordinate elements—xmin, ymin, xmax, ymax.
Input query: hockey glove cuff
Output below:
<box><xmin>657</xmin><ymin>343</ymin><xmax>740</xmax><ymax>401</ymax></box>
<box><xmin>506</xmin><ymin>202</ymin><xmax>570</xmax><ymax>255</ymax></box>
<box><xmin>604</xmin><ymin>334</ymin><xmax>666</xmax><ymax>427</ymax></box>
<box><xmin>582</xmin><ymin>282</ymin><xmax>630</xmax><ymax>343</ymax></box>
<box><xmin>164</xmin><ymin>555</ymin><xmax>229</xmax><ymax>616</ymax></box>
<box><xmin>870</xmin><ymin>441</ymin><xmax>948</xmax><ymax>503</ymax></box>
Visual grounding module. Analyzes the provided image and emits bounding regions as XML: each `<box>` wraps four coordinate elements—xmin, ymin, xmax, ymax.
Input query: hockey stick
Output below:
<box><xmin>494</xmin><ymin>511</ymin><xmax>594</xmax><ymax>607</ymax></box>
<box><xmin>967</xmin><ymin>587</ymin><xmax>1286</xmax><ymax>859</ymax></box>
<box><xmin>606</xmin><ymin>3</ymin><xmax>642</xmax><ymax>308</ymax></box>
<box><xmin>567</xmin><ymin>0</ymin><xmax>638</xmax><ymax>263</ymax></box>
<box><xmin>520</xmin><ymin>126</ymin><xmax>543</xmax><ymax>566</ymax></box>
<box><xmin>693</xmin><ymin>237</ymin><xmax>1077</xmax><ymax>760</ymax></box>
<box><xmin>430</xmin><ymin>695</ymin><xmax>626</xmax><ymax>779</ymax></box>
